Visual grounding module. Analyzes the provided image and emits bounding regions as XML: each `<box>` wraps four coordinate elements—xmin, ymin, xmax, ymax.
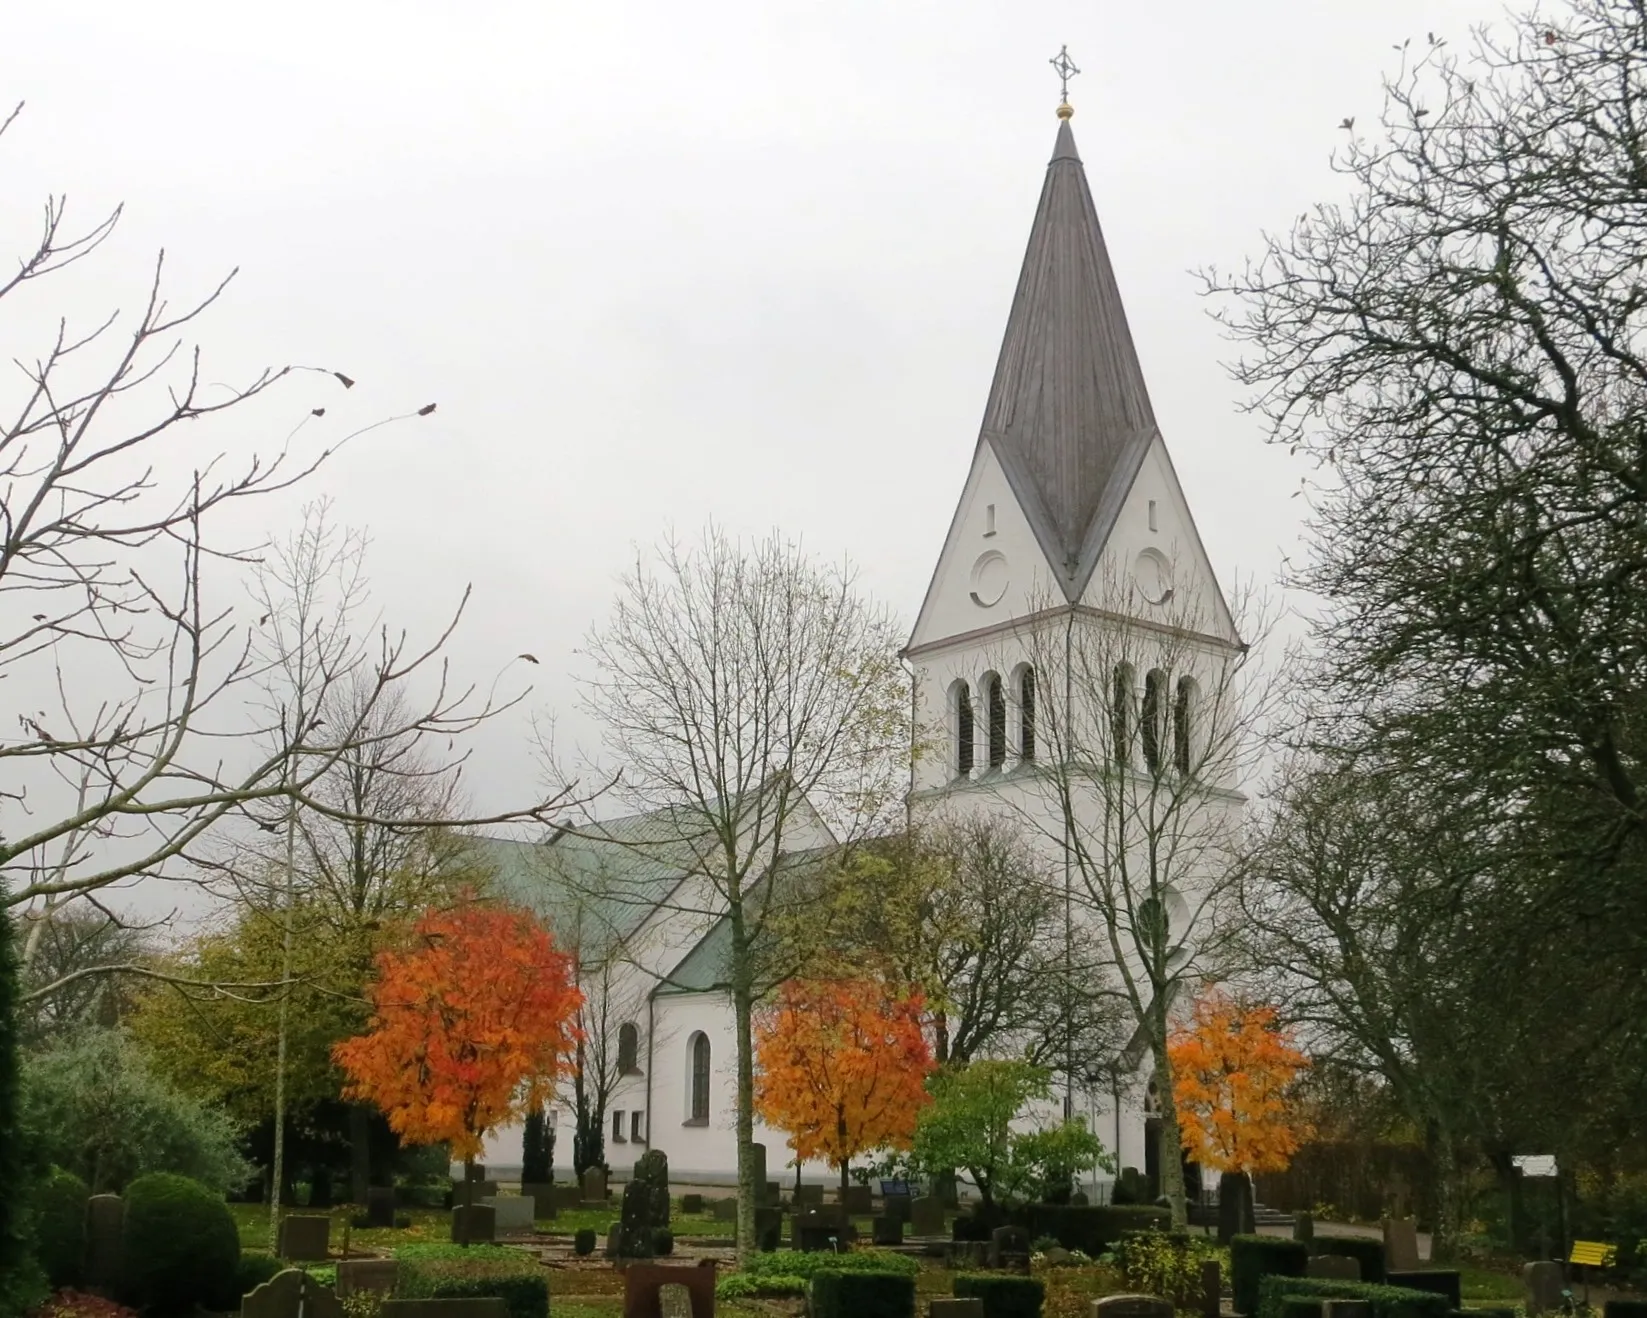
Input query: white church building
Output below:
<box><xmin>478</xmin><ymin>103</ymin><xmax>1242</xmax><ymax>1195</ymax></box>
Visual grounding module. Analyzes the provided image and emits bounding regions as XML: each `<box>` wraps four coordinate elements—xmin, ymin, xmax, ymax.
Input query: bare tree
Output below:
<box><xmin>1000</xmin><ymin>565</ymin><xmax>1283</xmax><ymax>1226</ymax></box>
<box><xmin>15</xmin><ymin>902</ymin><xmax>153</xmax><ymax>1046</ymax></box>
<box><xmin>570</xmin><ymin>524</ymin><xmax>908</xmax><ymax>1258</ymax></box>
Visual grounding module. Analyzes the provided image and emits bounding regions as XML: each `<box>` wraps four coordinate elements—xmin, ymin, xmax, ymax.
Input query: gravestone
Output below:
<box><xmin>1382</xmin><ymin>1218</ymin><xmax>1421</xmax><ymax>1272</ymax></box>
<box><xmin>1525</xmin><ymin>1261</ymin><xmax>1565</xmax><ymax>1315</ymax></box>
<box><xmin>451</xmin><ymin>1204</ymin><xmax>496</xmax><ymax>1244</ymax></box>
<box><xmin>765</xmin><ymin>1182</ymin><xmax>781</xmax><ymax>1207</ymax></box>
<box><xmin>243</xmin><ymin>1269</ymin><xmax>346</xmax><ymax>1318</ymax></box>
<box><xmin>1199</xmin><ymin>1260</ymin><xmax>1221</xmax><ymax>1318</ymax></box>
<box><xmin>930</xmin><ymin>1302</ymin><xmax>985</xmax><ymax>1318</ymax></box>
<box><xmin>1092</xmin><ymin>1297</ymin><xmax>1175</xmax><ymax>1318</ymax></box>
<box><xmin>1307</xmin><ymin>1256</ymin><xmax>1361</xmax><ymax>1282</ymax></box>
<box><xmin>753</xmin><ymin>1207</ymin><xmax>783</xmax><ymax>1252</ymax></box>
<box><xmin>84</xmin><ymin>1194</ymin><xmax>124</xmax><ymax>1294</ymax></box>
<box><xmin>989</xmin><ymin>1225</ymin><xmax>1032</xmax><ymax>1271</ymax></box>
<box><xmin>1294</xmin><ymin>1212</ymin><xmax>1315</xmax><ymax>1248</ymax></box>
<box><xmin>584</xmin><ymin>1166</ymin><xmax>610</xmax><ymax>1203</ymax></box>
<box><xmin>482</xmin><ymin>1194</ymin><xmax>535</xmax><ymax>1234</ymax></box>
<box><xmin>522</xmin><ymin>1182</ymin><xmax>556</xmax><ymax>1220</ymax></box>
<box><xmin>873</xmin><ymin>1216</ymin><xmax>904</xmax><ymax>1246</ymax></box>
<box><xmin>623</xmin><ymin>1261</ymin><xmax>718</xmax><ymax>1318</ymax></box>
<box><xmin>382</xmin><ymin>1302</ymin><xmax>509</xmax><ymax>1318</ymax></box>
<box><xmin>1218</xmin><ymin>1172</ymin><xmax>1256</xmax><ymax>1245</ymax></box>
<box><xmin>366</xmin><ymin>1186</ymin><xmax>397</xmax><ymax>1228</ymax></box>
<box><xmin>794</xmin><ymin>1185</ymin><xmax>824</xmax><ymax>1209</ymax></box>
<box><xmin>465</xmin><ymin>1163</ymin><xmax>489</xmax><ymax>1181</ymax></box>
<box><xmin>885</xmin><ymin>1193</ymin><xmax>912</xmax><ymax>1225</ymax></box>
<box><xmin>711</xmin><ymin>1197</ymin><xmax>738</xmax><ymax>1222</ymax></box>
<box><xmin>842</xmin><ymin>1185</ymin><xmax>873</xmax><ymax>1216</ymax></box>
<box><xmin>748</xmin><ymin>1143</ymin><xmax>768</xmax><ymax>1198</ymax></box>
<box><xmin>552</xmin><ymin>1184</ymin><xmax>585</xmax><ymax>1212</ymax></box>
<box><xmin>452</xmin><ymin>1178</ymin><xmax>499</xmax><ymax>1204</ymax></box>
<box><xmin>606</xmin><ymin>1222</ymin><xmax>624</xmax><ymax>1260</ymax></box>
<box><xmin>911</xmin><ymin>1196</ymin><xmax>946</xmax><ymax>1236</ymax></box>
<box><xmin>682</xmin><ymin>1194</ymin><xmax>704</xmax><ymax>1215</ymax></box>
<box><xmin>338</xmin><ymin>1259</ymin><xmax>399</xmax><ymax>1296</ymax></box>
<box><xmin>277</xmin><ymin>1214</ymin><xmax>331</xmax><ymax>1262</ymax></box>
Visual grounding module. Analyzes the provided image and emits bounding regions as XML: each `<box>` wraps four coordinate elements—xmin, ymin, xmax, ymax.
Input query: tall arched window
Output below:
<box><xmin>1111</xmin><ymin>664</ymin><xmax>1135</xmax><ymax>766</ymax></box>
<box><xmin>986</xmin><ymin>674</ymin><xmax>1006</xmax><ymax>769</ymax></box>
<box><xmin>955</xmin><ymin>682</ymin><xmax>975</xmax><ymax>778</ymax></box>
<box><xmin>1173</xmin><ymin>677</ymin><xmax>1197</xmax><ymax>775</ymax></box>
<box><xmin>617</xmin><ymin>1022</ymin><xmax>639</xmax><ymax>1073</ymax></box>
<box><xmin>1141</xmin><ymin>669</ymin><xmax>1167</xmax><ymax>773</ymax></box>
<box><xmin>688</xmin><ymin>1032</ymin><xmax>711</xmax><ymax>1123</ymax></box>
<box><xmin>1019</xmin><ymin>667</ymin><xmax>1036</xmax><ymax>762</ymax></box>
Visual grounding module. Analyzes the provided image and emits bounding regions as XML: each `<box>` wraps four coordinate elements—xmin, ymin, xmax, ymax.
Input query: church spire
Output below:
<box><xmin>979</xmin><ymin>90</ymin><xmax>1161</xmax><ymax>602</ymax></box>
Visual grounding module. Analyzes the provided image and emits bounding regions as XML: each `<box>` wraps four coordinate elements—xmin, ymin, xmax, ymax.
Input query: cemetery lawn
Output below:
<box><xmin>1458</xmin><ymin>1266</ymin><xmax>1529</xmax><ymax>1304</ymax></box>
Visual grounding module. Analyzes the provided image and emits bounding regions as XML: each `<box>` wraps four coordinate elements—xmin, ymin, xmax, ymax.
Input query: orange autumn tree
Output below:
<box><xmin>1168</xmin><ymin>987</ymin><xmax>1312</xmax><ymax>1175</ymax></box>
<box><xmin>333</xmin><ymin>897</ymin><xmax>582</xmax><ymax>1182</ymax></box>
<box><xmin>755</xmin><ymin>977</ymin><xmax>933</xmax><ymax>1193</ymax></box>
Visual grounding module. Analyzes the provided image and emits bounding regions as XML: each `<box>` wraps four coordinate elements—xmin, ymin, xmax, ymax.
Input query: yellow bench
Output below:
<box><xmin>1568</xmin><ymin>1241</ymin><xmax>1617</xmax><ymax>1268</ymax></box>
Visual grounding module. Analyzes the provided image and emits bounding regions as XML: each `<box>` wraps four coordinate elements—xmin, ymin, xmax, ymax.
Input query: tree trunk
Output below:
<box><xmin>1427</xmin><ymin>1124</ymin><xmax>1464</xmax><ymax>1263</ymax></box>
<box><xmin>732</xmin><ymin>941</ymin><xmax>758</xmax><ymax>1262</ymax></box>
<box><xmin>1151</xmin><ymin>1037</ymin><xmax>1189</xmax><ymax>1228</ymax></box>
<box><xmin>349</xmin><ymin>1103</ymin><xmax>371</xmax><ymax>1203</ymax></box>
<box><xmin>840</xmin><ymin>1158</ymin><xmax>850</xmax><ymax>1200</ymax></box>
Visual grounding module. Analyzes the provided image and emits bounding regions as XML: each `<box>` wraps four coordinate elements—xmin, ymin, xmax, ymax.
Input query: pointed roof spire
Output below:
<box><xmin>979</xmin><ymin>106</ymin><xmax>1161</xmax><ymax>602</ymax></box>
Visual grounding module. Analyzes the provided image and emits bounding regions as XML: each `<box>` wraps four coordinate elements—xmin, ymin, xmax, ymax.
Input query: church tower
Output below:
<box><xmin>903</xmin><ymin>88</ymin><xmax>1245</xmax><ymax>1190</ymax></box>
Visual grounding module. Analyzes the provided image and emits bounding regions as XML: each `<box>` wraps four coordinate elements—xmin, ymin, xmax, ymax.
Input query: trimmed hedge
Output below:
<box><xmin>1386</xmin><ymin>1272</ymin><xmax>1460</xmax><ymax>1310</ymax></box>
<box><xmin>954</xmin><ymin>1274</ymin><xmax>1047</xmax><ymax>1318</ymax></box>
<box><xmin>1255</xmin><ymin>1275</ymin><xmax>1451</xmax><ymax>1318</ymax></box>
<box><xmin>397</xmin><ymin>1243</ymin><xmax>549</xmax><ymax>1318</ymax></box>
<box><xmin>120</xmin><ymin>1172</ymin><xmax>241</xmax><ymax>1317</ymax></box>
<box><xmin>1315</xmin><ymin>1235</ymin><xmax>1386</xmax><ymax>1284</ymax></box>
<box><xmin>717</xmin><ymin>1272</ymin><xmax>808</xmax><ymax>1301</ymax></box>
<box><xmin>1280</xmin><ymin>1300</ymin><xmax>1323</xmax><ymax>1318</ymax></box>
<box><xmin>743</xmin><ymin>1249</ymin><xmax>919</xmax><ymax>1280</ymax></box>
<box><xmin>33</xmin><ymin>1167</ymin><xmax>89</xmax><ymax>1288</ymax></box>
<box><xmin>1020</xmin><ymin>1204</ymin><xmax>1170</xmax><ymax>1255</ymax></box>
<box><xmin>812</xmin><ymin>1270</ymin><xmax>916</xmax><ymax>1318</ymax></box>
<box><xmin>1231</xmin><ymin>1234</ymin><xmax>1310</xmax><ymax>1315</ymax></box>
<box><xmin>1606</xmin><ymin>1305</ymin><xmax>1647</xmax><ymax>1318</ymax></box>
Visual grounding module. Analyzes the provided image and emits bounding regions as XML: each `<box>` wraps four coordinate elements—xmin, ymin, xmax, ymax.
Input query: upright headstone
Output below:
<box><xmin>1525</xmin><ymin>1262</ymin><xmax>1565</xmax><ymax>1316</ymax></box>
<box><xmin>765</xmin><ymin>1181</ymin><xmax>781</xmax><ymax>1207</ymax></box>
<box><xmin>366</xmin><ymin>1186</ymin><xmax>397</xmax><ymax>1228</ymax></box>
<box><xmin>482</xmin><ymin>1194</ymin><xmax>536</xmax><ymax>1234</ymax></box>
<box><xmin>795</xmin><ymin>1185</ymin><xmax>824</xmax><ymax>1209</ymax></box>
<box><xmin>911</xmin><ymin>1196</ymin><xmax>946</xmax><ymax>1236</ymax></box>
<box><xmin>553</xmin><ymin>1184</ymin><xmax>585</xmax><ymax>1212</ymax></box>
<box><xmin>989</xmin><ymin>1225</ymin><xmax>1032</xmax><ymax>1271</ymax></box>
<box><xmin>1091</xmin><ymin>1297</ymin><xmax>1175</xmax><ymax>1318</ymax></box>
<box><xmin>583</xmin><ymin>1165</ymin><xmax>610</xmax><ymax>1203</ymax></box>
<box><xmin>682</xmin><ymin>1193</ymin><xmax>704</xmax><ymax>1215</ymax></box>
<box><xmin>277</xmin><ymin>1214</ymin><xmax>331</xmax><ymax>1262</ymax></box>
<box><xmin>1217</xmin><ymin>1172</ymin><xmax>1256</xmax><ymax>1245</ymax></box>
<box><xmin>451</xmin><ymin>1204</ymin><xmax>496</xmax><ymax>1245</ymax></box>
<box><xmin>873</xmin><ymin>1215</ymin><xmax>903</xmax><ymax>1246</ymax></box>
<box><xmin>885</xmin><ymin>1192</ymin><xmax>912</xmax><ymax>1225</ymax></box>
<box><xmin>243</xmin><ymin>1269</ymin><xmax>346</xmax><ymax>1318</ymax></box>
<box><xmin>1294</xmin><ymin>1212</ymin><xmax>1315</xmax><ymax>1249</ymax></box>
<box><xmin>522</xmin><ymin>1183</ymin><xmax>556</xmax><ymax>1220</ymax></box>
<box><xmin>842</xmin><ymin>1185</ymin><xmax>873</xmax><ymax>1216</ymax></box>
<box><xmin>748</xmin><ymin>1143</ymin><xmax>768</xmax><ymax>1200</ymax></box>
<box><xmin>1382</xmin><ymin>1218</ymin><xmax>1421</xmax><ymax>1273</ymax></box>
<box><xmin>83</xmin><ymin>1194</ymin><xmax>124</xmax><ymax>1294</ymax></box>
<box><xmin>338</xmin><ymin>1259</ymin><xmax>400</xmax><ymax>1297</ymax></box>
<box><xmin>711</xmin><ymin>1198</ymin><xmax>738</xmax><ymax>1222</ymax></box>
<box><xmin>1307</xmin><ymin>1256</ymin><xmax>1361</xmax><ymax>1282</ymax></box>
<box><xmin>1199</xmin><ymin>1261</ymin><xmax>1221</xmax><ymax>1318</ymax></box>
<box><xmin>623</xmin><ymin>1261</ymin><xmax>718</xmax><ymax>1318</ymax></box>
<box><xmin>465</xmin><ymin>1163</ymin><xmax>490</xmax><ymax>1181</ymax></box>
<box><xmin>606</xmin><ymin>1222</ymin><xmax>624</xmax><ymax>1260</ymax></box>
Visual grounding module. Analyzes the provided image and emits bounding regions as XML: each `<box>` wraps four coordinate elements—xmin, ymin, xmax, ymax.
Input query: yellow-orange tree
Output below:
<box><xmin>755</xmin><ymin>977</ymin><xmax>933</xmax><ymax>1193</ymax></box>
<box><xmin>1167</xmin><ymin>987</ymin><xmax>1311</xmax><ymax>1174</ymax></box>
<box><xmin>333</xmin><ymin>897</ymin><xmax>581</xmax><ymax>1181</ymax></box>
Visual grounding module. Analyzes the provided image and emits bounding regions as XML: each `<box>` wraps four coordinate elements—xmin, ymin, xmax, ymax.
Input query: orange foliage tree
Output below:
<box><xmin>1167</xmin><ymin>987</ymin><xmax>1312</xmax><ymax>1174</ymax></box>
<box><xmin>755</xmin><ymin>977</ymin><xmax>933</xmax><ymax>1193</ymax></box>
<box><xmin>333</xmin><ymin>898</ymin><xmax>582</xmax><ymax>1178</ymax></box>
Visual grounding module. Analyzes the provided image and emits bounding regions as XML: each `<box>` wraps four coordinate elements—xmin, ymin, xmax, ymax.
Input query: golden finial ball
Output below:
<box><xmin>1056</xmin><ymin>101</ymin><xmax>1074</xmax><ymax>120</ymax></box>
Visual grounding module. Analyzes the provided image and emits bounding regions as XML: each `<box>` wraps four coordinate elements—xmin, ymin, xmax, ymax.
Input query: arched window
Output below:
<box><xmin>954</xmin><ymin>681</ymin><xmax>975</xmax><ymax>778</ymax></box>
<box><xmin>1173</xmin><ymin>677</ymin><xmax>1197</xmax><ymax>775</ymax></box>
<box><xmin>1111</xmin><ymin>664</ymin><xmax>1135</xmax><ymax>766</ymax></box>
<box><xmin>985</xmin><ymin>674</ymin><xmax>1006</xmax><ymax>769</ymax></box>
<box><xmin>1019</xmin><ymin>667</ymin><xmax>1036</xmax><ymax>762</ymax></box>
<box><xmin>1141</xmin><ymin>670</ymin><xmax>1167</xmax><ymax>773</ymax></box>
<box><xmin>617</xmin><ymin>1022</ymin><xmax>639</xmax><ymax>1073</ymax></box>
<box><xmin>688</xmin><ymin>1032</ymin><xmax>711</xmax><ymax>1123</ymax></box>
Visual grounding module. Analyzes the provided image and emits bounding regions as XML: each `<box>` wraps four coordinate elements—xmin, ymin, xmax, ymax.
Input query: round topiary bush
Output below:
<box><xmin>120</xmin><ymin>1172</ymin><xmax>241</xmax><ymax>1316</ymax></box>
<box><xmin>33</xmin><ymin>1165</ymin><xmax>90</xmax><ymax>1288</ymax></box>
<box><xmin>653</xmin><ymin>1228</ymin><xmax>674</xmax><ymax>1256</ymax></box>
<box><xmin>574</xmin><ymin>1227</ymin><xmax>597</xmax><ymax>1256</ymax></box>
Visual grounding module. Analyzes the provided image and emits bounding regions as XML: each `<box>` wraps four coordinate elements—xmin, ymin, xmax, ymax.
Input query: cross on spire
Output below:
<box><xmin>1049</xmin><ymin>44</ymin><xmax>1080</xmax><ymax>109</ymax></box>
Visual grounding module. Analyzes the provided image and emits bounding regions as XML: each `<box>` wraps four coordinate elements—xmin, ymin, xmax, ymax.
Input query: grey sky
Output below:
<box><xmin>5</xmin><ymin>0</ymin><xmax>1509</xmax><ymax>845</ymax></box>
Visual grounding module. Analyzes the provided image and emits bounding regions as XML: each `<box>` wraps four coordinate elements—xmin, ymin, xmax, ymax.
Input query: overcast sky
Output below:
<box><xmin>4</xmin><ymin>0</ymin><xmax>1512</xmax><ymax>892</ymax></box>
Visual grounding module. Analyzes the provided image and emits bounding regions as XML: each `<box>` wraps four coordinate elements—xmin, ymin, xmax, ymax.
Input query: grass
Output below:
<box><xmin>1458</xmin><ymin>1266</ymin><xmax>1528</xmax><ymax>1304</ymax></box>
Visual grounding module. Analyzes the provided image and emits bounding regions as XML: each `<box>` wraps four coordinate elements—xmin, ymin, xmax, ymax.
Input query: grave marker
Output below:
<box><xmin>583</xmin><ymin>1166</ymin><xmax>609</xmax><ymax>1203</ymax></box>
<box><xmin>623</xmin><ymin>1261</ymin><xmax>718</xmax><ymax>1318</ymax></box>
<box><xmin>841</xmin><ymin>1185</ymin><xmax>873</xmax><ymax>1216</ymax></box>
<box><xmin>1524</xmin><ymin>1261</ymin><xmax>1564</xmax><ymax>1316</ymax></box>
<box><xmin>1091</xmin><ymin>1297</ymin><xmax>1175</xmax><ymax>1318</ymax></box>
<box><xmin>451</xmin><ymin>1204</ymin><xmax>496</xmax><ymax>1244</ymax></box>
<box><xmin>277</xmin><ymin>1214</ymin><xmax>331</xmax><ymax>1262</ymax></box>
<box><xmin>1381</xmin><ymin>1218</ymin><xmax>1421</xmax><ymax>1272</ymax></box>
<box><xmin>338</xmin><ymin>1259</ymin><xmax>399</xmax><ymax>1296</ymax></box>
<box><xmin>366</xmin><ymin>1187</ymin><xmax>397</xmax><ymax>1228</ymax></box>
<box><xmin>243</xmin><ymin>1269</ymin><xmax>346</xmax><ymax>1318</ymax></box>
<box><xmin>482</xmin><ymin>1194</ymin><xmax>535</xmax><ymax>1234</ymax></box>
<box><xmin>911</xmin><ymin>1196</ymin><xmax>946</xmax><ymax>1236</ymax></box>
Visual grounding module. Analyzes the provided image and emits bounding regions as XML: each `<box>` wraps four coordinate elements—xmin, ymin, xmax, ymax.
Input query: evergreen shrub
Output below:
<box><xmin>653</xmin><ymin>1227</ymin><xmax>674</xmax><ymax>1256</ymax></box>
<box><xmin>397</xmin><ymin>1242</ymin><xmax>548</xmax><ymax>1318</ymax></box>
<box><xmin>33</xmin><ymin>1166</ymin><xmax>90</xmax><ymax>1288</ymax></box>
<box><xmin>1314</xmin><ymin>1235</ymin><xmax>1386</xmax><ymax>1284</ymax></box>
<box><xmin>811</xmin><ymin>1269</ymin><xmax>916</xmax><ymax>1318</ymax></box>
<box><xmin>954</xmin><ymin>1273</ymin><xmax>1046</xmax><ymax>1318</ymax></box>
<box><xmin>1021</xmin><ymin>1204</ymin><xmax>1169</xmax><ymax>1255</ymax></box>
<box><xmin>119</xmin><ymin>1172</ymin><xmax>241</xmax><ymax>1317</ymax></box>
<box><xmin>1230</xmin><ymin>1234</ymin><xmax>1310</xmax><ymax>1315</ymax></box>
<box><xmin>574</xmin><ymin>1227</ymin><xmax>597</xmax><ymax>1255</ymax></box>
<box><xmin>1255</xmin><ymin>1274</ymin><xmax>1451</xmax><ymax>1318</ymax></box>
<box><xmin>742</xmin><ymin>1249</ymin><xmax>918</xmax><ymax>1279</ymax></box>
